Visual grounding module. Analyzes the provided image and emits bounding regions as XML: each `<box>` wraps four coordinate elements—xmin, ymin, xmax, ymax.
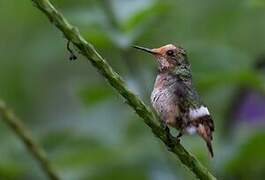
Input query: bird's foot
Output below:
<box><xmin>166</xmin><ymin>138</ymin><xmax>175</xmax><ymax>151</ymax></box>
<box><xmin>160</xmin><ymin>122</ymin><xmax>182</xmax><ymax>149</ymax></box>
<box><xmin>160</xmin><ymin>122</ymin><xmax>169</xmax><ymax>131</ymax></box>
<box><xmin>160</xmin><ymin>122</ymin><xmax>175</xmax><ymax>150</ymax></box>
<box><xmin>160</xmin><ymin>122</ymin><xmax>171</xmax><ymax>137</ymax></box>
<box><xmin>174</xmin><ymin>132</ymin><xmax>183</xmax><ymax>143</ymax></box>
<box><xmin>162</xmin><ymin>124</ymin><xmax>171</xmax><ymax>141</ymax></box>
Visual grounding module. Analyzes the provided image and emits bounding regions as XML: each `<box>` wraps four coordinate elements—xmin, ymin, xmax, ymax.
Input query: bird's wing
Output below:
<box><xmin>175</xmin><ymin>81</ymin><xmax>215</xmax><ymax>157</ymax></box>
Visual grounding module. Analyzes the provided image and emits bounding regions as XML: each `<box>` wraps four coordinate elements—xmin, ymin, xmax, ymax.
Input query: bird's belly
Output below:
<box><xmin>151</xmin><ymin>88</ymin><xmax>179</xmax><ymax>126</ymax></box>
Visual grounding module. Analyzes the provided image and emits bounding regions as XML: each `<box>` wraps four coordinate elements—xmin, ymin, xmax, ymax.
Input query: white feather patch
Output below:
<box><xmin>186</xmin><ymin>126</ymin><xmax>197</xmax><ymax>135</ymax></box>
<box><xmin>189</xmin><ymin>106</ymin><xmax>210</xmax><ymax>120</ymax></box>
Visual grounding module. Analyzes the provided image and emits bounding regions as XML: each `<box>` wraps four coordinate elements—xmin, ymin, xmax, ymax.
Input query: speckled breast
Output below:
<box><xmin>151</xmin><ymin>74</ymin><xmax>179</xmax><ymax>124</ymax></box>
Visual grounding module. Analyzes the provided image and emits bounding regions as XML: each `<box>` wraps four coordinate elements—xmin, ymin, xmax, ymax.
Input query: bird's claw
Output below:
<box><xmin>160</xmin><ymin>123</ymin><xmax>182</xmax><ymax>150</ymax></box>
<box><xmin>175</xmin><ymin>137</ymin><xmax>181</xmax><ymax>143</ymax></box>
<box><xmin>160</xmin><ymin>122</ymin><xmax>171</xmax><ymax>135</ymax></box>
<box><xmin>160</xmin><ymin>122</ymin><xmax>167</xmax><ymax>130</ymax></box>
<box><xmin>160</xmin><ymin>122</ymin><xmax>174</xmax><ymax>149</ymax></box>
<box><xmin>175</xmin><ymin>132</ymin><xmax>182</xmax><ymax>143</ymax></box>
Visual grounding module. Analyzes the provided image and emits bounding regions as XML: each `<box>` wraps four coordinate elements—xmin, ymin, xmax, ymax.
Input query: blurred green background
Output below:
<box><xmin>1</xmin><ymin>0</ymin><xmax>265</xmax><ymax>179</ymax></box>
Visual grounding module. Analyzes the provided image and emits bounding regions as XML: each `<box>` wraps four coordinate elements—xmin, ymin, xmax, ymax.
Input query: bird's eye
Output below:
<box><xmin>166</xmin><ymin>50</ymin><xmax>174</xmax><ymax>56</ymax></box>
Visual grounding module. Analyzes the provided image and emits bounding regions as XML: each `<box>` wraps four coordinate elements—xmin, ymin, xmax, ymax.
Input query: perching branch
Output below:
<box><xmin>30</xmin><ymin>0</ymin><xmax>216</xmax><ymax>179</ymax></box>
<box><xmin>0</xmin><ymin>100</ymin><xmax>60</xmax><ymax>180</ymax></box>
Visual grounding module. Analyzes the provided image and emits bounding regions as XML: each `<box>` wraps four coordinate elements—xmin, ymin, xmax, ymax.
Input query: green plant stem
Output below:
<box><xmin>30</xmin><ymin>0</ymin><xmax>216</xmax><ymax>179</ymax></box>
<box><xmin>0</xmin><ymin>100</ymin><xmax>60</xmax><ymax>180</ymax></box>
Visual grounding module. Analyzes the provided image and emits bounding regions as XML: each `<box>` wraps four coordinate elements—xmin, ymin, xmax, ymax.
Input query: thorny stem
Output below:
<box><xmin>0</xmin><ymin>100</ymin><xmax>60</xmax><ymax>180</ymax></box>
<box><xmin>30</xmin><ymin>0</ymin><xmax>217</xmax><ymax>179</ymax></box>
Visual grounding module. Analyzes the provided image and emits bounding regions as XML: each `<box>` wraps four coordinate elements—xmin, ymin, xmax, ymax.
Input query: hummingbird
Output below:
<box><xmin>133</xmin><ymin>44</ymin><xmax>214</xmax><ymax>157</ymax></box>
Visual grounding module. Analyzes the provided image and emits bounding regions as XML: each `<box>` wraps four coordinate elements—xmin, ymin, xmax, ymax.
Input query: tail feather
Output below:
<box><xmin>197</xmin><ymin>123</ymin><xmax>214</xmax><ymax>158</ymax></box>
<box><xmin>206</xmin><ymin>139</ymin><xmax>214</xmax><ymax>158</ymax></box>
<box><xmin>190</xmin><ymin>114</ymin><xmax>214</xmax><ymax>157</ymax></box>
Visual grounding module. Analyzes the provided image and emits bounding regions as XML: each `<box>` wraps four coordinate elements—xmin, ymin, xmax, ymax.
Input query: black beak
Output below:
<box><xmin>132</xmin><ymin>45</ymin><xmax>156</xmax><ymax>54</ymax></box>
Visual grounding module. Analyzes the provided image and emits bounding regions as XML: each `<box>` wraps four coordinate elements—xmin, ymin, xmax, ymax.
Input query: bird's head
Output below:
<box><xmin>133</xmin><ymin>44</ymin><xmax>188</xmax><ymax>72</ymax></box>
